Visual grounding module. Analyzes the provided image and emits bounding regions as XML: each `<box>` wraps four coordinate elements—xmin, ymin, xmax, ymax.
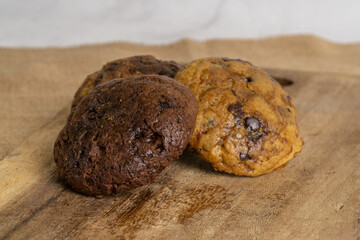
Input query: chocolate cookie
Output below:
<box><xmin>54</xmin><ymin>75</ymin><xmax>198</xmax><ymax>196</ymax></box>
<box><xmin>72</xmin><ymin>55</ymin><xmax>183</xmax><ymax>109</ymax></box>
<box><xmin>175</xmin><ymin>57</ymin><xmax>303</xmax><ymax>176</ymax></box>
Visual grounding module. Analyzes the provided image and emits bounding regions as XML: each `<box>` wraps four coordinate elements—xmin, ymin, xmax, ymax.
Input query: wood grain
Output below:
<box><xmin>0</xmin><ymin>69</ymin><xmax>359</xmax><ymax>240</ymax></box>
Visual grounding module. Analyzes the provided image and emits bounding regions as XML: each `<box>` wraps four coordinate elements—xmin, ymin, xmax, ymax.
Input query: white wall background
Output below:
<box><xmin>0</xmin><ymin>0</ymin><xmax>359</xmax><ymax>47</ymax></box>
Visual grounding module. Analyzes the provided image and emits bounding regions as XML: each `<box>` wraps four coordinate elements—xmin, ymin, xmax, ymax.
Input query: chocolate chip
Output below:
<box><xmin>239</xmin><ymin>152</ymin><xmax>249</xmax><ymax>160</ymax></box>
<box><xmin>244</xmin><ymin>77</ymin><xmax>252</xmax><ymax>82</ymax></box>
<box><xmin>228</xmin><ymin>103</ymin><xmax>243</xmax><ymax>115</ymax></box>
<box><xmin>287</xmin><ymin>95</ymin><xmax>292</xmax><ymax>105</ymax></box>
<box><xmin>227</xmin><ymin>103</ymin><xmax>244</xmax><ymax>126</ymax></box>
<box><xmin>245</xmin><ymin>117</ymin><xmax>265</xmax><ymax>142</ymax></box>
<box><xmin>287</xmin><ymin>108</ymin><xmax>291</xmax><ymax>113</ymax></box>
<box><xmin>231</xmin><ymin>89</ymin><xmax>237</xmax><ymax>96</ymax></box>
<box><xmin>160</xmin><ymin>101</ymin><xmax>177</xmax><ymax>109</ymax></box>
<box><xmin>177</xmin><ymin>115</ymin><xmax>185</xmax><ymax>123</ymax></box>
<box><xmin>222</xmin><ymin>58</ymin><xmax>244</xmax><ymax>62</ymax></box>
<box><xmin>107</xmin><ymin>62</ymin><xmax>119</xmax><ymax>71</ymax></box>
<box><xmin>159</xmin><ymin>96</ymin><xmax>177</xmax><ymax>109</ymax></box>
<box><xmin>245</xmin><ymin>117</ymin><xmax>260</xmax><ymax>131</ymax></box>
<box><xmin>247</xmin><ymin>131</ymin><xmax>264</xmax><ymax>142</ymax></box>
<box><xmin>211</xmin><ymin>61</ymin><xmax>227</xmax><ymax>69</ymax></box>
<box><xmin>208</xmin><ymin>120</ymin><xmax>215</xmax><ymax>126</ymax></box>
<box><xmin>94</xmin><ymin>73</ymin><xmax>104</xmax><ymax>86</ymax></box>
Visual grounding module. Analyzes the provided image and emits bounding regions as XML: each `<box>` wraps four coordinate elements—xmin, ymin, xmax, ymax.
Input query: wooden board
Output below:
<box><xmin>0</xmin><ymin>69</ymin><xmax>359</xmax><ymax>240</ymax></box>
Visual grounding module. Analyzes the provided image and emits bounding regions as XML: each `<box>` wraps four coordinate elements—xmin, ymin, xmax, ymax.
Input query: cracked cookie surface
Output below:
<box><xmin>175</xmin><ymin>57</ymin><xmax>303</xmax><ymax>176</ymax></box>
<box><xmin>54</xmin><ymin>75</ymin><xmax>198</xmax><ymax>196</ymax></box>
<box><xmin>72</xmin><ymin>55</ymin><xmax>183</xmax><ymax>109</ymax></box>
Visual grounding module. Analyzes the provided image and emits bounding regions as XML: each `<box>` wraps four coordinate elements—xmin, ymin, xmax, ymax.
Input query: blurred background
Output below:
<box><xmin>0</xmin><ymin>0</ymin><xmax>359</xmax><ymax>47</ymax></box>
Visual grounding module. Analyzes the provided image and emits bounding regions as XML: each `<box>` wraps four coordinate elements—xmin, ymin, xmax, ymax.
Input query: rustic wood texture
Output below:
<box><xmin>0</xmin><ymin>69</ymin><xmax>359</xmax><ymax>240</ymax></box>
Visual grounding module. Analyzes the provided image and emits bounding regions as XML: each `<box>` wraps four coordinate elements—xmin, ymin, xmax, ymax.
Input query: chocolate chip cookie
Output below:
<box><xmin>54</xmin><ymin>75</ymin><xmax>198</xmax><ymax>196</ymax></box>
<box><xmin>72</xmin><ymin>55</ymin><xmax>183</xmax><ymax>109</ymax></box>
<box><xmin>175</xmin><ymin>57</ymin><xmax>303</xmax><ymax>176</ymax></box>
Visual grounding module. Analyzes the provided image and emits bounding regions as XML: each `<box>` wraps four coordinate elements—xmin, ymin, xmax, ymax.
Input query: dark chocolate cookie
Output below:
<box><xmin>54</xmin><ymin>75</ymin><xmax>198</xmax><ymax>196</ymax></box>
<box><xmin>72</xmin><ymin>55</ymin><xmax>183</xmax><ymax>109</ymax></box>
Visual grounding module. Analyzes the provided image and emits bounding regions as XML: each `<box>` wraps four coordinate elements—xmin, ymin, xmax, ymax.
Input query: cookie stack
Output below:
<box><xmin>53</xmin><ymin>55</ymin><xmax>303</xmax><ymax>196</ymax></box>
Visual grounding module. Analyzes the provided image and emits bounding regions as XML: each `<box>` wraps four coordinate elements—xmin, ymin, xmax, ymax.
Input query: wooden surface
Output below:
<box><xmin>0</xmin><ymin>69</ymin><xmax>359</xmax><ymax>240</ymax></box>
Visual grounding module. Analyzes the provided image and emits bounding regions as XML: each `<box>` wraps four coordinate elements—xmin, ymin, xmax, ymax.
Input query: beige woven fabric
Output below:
<box><xmin>1</xmin><ymin>35</ymin><xmax>359</xmax><ymax>159</ymax></box>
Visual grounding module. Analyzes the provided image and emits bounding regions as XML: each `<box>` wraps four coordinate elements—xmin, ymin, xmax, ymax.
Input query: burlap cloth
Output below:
<box><xmin>1</xmin><ymin>35</ymin><xmax>359</xmax><ymax>159</ymax></box>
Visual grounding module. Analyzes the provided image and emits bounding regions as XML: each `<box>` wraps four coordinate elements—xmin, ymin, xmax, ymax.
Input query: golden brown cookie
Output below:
<box><xmin>175</xmin><ymin>57</ymin><xmax>303</xmax><ymax>176</ymax></box>
<box><xmin>72</xmin><ymin>55</ymin><xmax>183</xmax><ymax>109</ymax></box>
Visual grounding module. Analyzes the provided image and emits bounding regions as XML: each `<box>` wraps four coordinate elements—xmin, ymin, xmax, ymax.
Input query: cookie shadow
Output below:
<box><xmin>272</xmin><ymin>76</ymin><xmax>293</xmax><ymax>87</ymax></box>
<box><xmin>177</xmin><ymin>149</ymin><xmax>241</xmax><ymax>178</ymax></box>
